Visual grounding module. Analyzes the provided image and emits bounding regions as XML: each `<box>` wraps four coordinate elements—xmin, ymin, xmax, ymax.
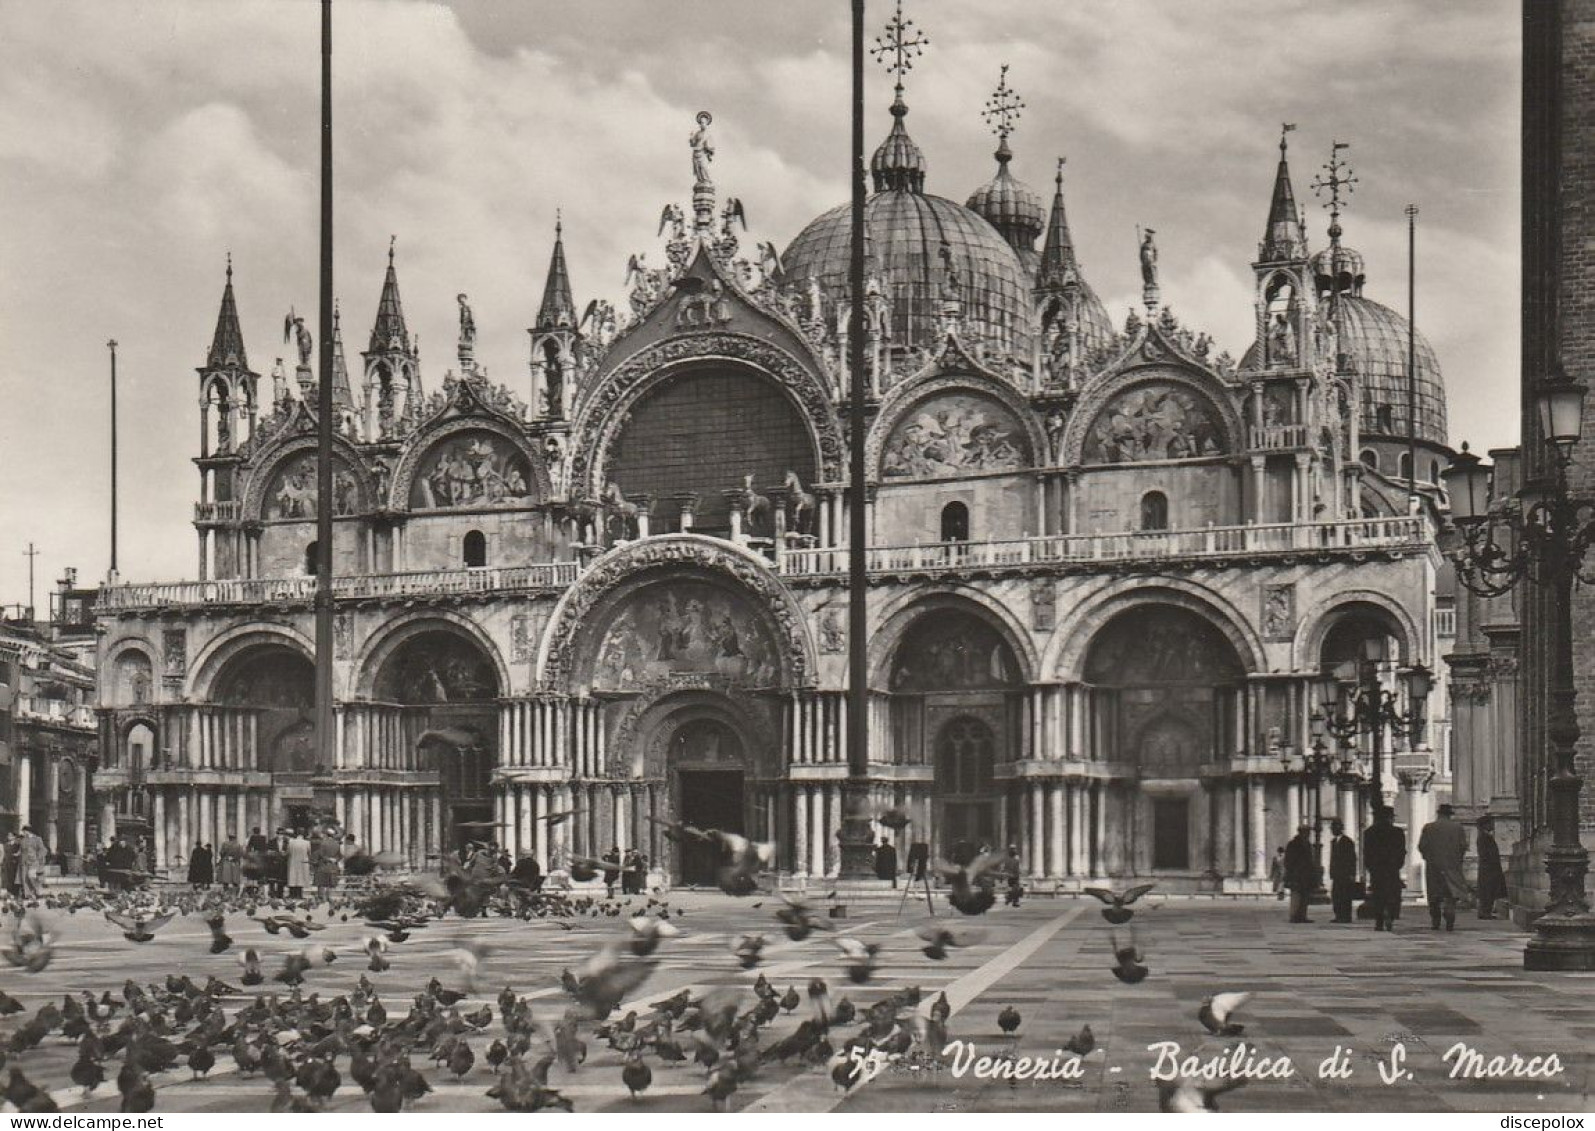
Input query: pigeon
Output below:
<box><xmin>1083</xmin><ymin>883</ymin><xmax>1157</xmax><ymax>924</ymax></box>
<box><xmin>732</xmin><ymin>933</ymin><xmax>766</xmax><ymax>969</ymax></box>
<box><xmin>774</xmin><ymin>894</ymin><xmax>828</xmax><ymax>941</ymax></box>
<box><xmin>447</xmin><ymin>1040</ymin><xmax>475</xmax><ymax>1080</ymax></box>
<box><xmin>916</xmin><ymin>923</ymin><xmax>983</xmax><ymax>960</ymax></box>
<box><xmin>834</xmin><ymin>937</ymin><xmax>880</xmax><ymax>984</ymax></box>
<box><xmin>1198</xmin><ymin>992</ymin><xmax>1250</xmax><ymax>1036</ymax></box>
<box><xmin>621</xmin><ymin>1049</ymin><xmax>652</xmax><ymax>1098</ymax></box>
<box><xmin>105</xmin><ymin>909</ymin><xmax>174</xmax><ymax>943</ymax></box>
<box><xmin>0</xmin><ymin>990</ymin><xmax>26</xmax><ymax>1015</ymax></box>
<box><xmin>625</xmin><ymin>915</ymin><xmax>680</xmax><ymax>957</ymax></box>
<box><xmin>2</xmin><ymin>912</ymin><xmax>56</xmax><ymax>972</ymax></box>
<box><xmin>1158</xmin><ymin>1075</ymin><xmax>1248</xmax><ymax>1112</ymax></box>
<box><xmin>1065</xmin><ymin>1023</ymin><xmax>1095</xmax><ymax>1056</ymax></box>
<box><xmin>936</xmin><ymin>854</ymin><xmax>1007</xmax><ymax>916</ymax></box>
<box><xmin>710</xmin><ymin>831</ymin><xmax>775</xmax><ymax>896</ymax></box>
<box><xmin>364</xmin><ymin>936</ymin><xmax>391</xmax><ymax>973</ymax></box>
<box><xmin>206</xmin><ymin>913</ymin><xmax>233</xmax><ymax>954</ymax></box>
<box><xmin>447</xmin><ymin>941</ymin><xmax>490</xmax><ymax>989</ymax></box>
<box><xmin>997</xmin><ymin>1006</ymin><xmax>1021</xmax><ymax>1035</ymax></box>
<box><xmin>239</xmin><ymin>947</ymin><xmax>264</xmax><ymax>986</ymax></box>
<box><xmin>1111</xmin><ymin>934</ymin><xmax>1150</xmax><ymax>984</ymax></box>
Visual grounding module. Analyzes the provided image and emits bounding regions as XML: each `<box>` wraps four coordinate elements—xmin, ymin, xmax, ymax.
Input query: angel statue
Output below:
<box><xmin>721</xmin><ymin>196</ymin><xmax>747</xmax><ymax>237</ymax></box>
<box><xmin>282</xmin><ymin>309</ymin><xmax>312</xmax><ymax>368</ymax></box>
<box><xmin>690</xmin><ymin>110</ymin><xmax>714</xmax><ymax>188</ymax></box>
<box><xmin>1139</xmin><ymin>228</ymin><xmax>1159</xmax><ymax>290</ymax></box>
<box><xmin>756</xmin><ymin>240</ymin><xmax>784</xmax><ymax>285</ymax></box>
<box><xmin>657</xmin><ymin>203</ymin><xmax>686</xmax><ymax>241</ymax></box>
<box><xmin>456</xmin><ymin>293</ymin><xmax>476</xmax><ymax>348</ymax></box>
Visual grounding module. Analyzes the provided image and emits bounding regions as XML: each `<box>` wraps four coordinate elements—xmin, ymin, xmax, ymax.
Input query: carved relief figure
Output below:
<box><xmin>411</xmin><ymin>433</ymin><xmax>535</xmax><ymax>509</ymax></box>
<box><xmin>268</xmin><ymin>454</ymin><xmax>360</xmax><ymax>519</ymax></box>
<box><xmin>1268</xmin><ymin>311</ymin><xmax>1297</xmax><ymax>367</ymax></box>
<box><xmin>593</xmin><ymin>581</ymin><xmax>779</xmax><ymax>689</ymax></box>
<box><xmin>882</xmin><ymin>394</ymin><xmax>1028</xmax><ymax>478</ymax></box>
<box><xmin>1083</xmin><ymin>383</ymin><xmax>1224</xmax><ymax>464</ymax></box>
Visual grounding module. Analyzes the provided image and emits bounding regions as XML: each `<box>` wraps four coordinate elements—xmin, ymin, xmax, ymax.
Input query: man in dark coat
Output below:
<box><xmin>1363</xmin><ymin>806</ymin><xmax>1407</xmax><ymax>932</ymax></box>
<box><xmin>1283</xmin><ymin>825</ymin><xmax>1317</xmax><ymax>923</ymax></box>
<box><xmin>873</xmin><ymin>838</ymin><xmax>898</xmax><ymax>888</ymax></box>
<box><xmin>1418</xmin><ymin>803</ymin><xmax>1469</xmax><ymax>931</ymax></box>
<box><xmin>1328</xmin><ymin>818</ymin><xmax>1359</xmax><ymax>924</ymax></box>
<box><xmin>1474</xmin><ymin>815</ymin><xmax>1508</xmax><ymax>920</ymax></box>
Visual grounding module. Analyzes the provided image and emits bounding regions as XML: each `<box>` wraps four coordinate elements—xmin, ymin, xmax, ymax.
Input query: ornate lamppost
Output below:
<box><xmin>1441</xmin><ymin>369</ymin><xmax>1595</xmax><ymax>970</ymax></box>
<box><xmin>1310</xmin><ymin>649</ymin><xmax>1432</xmax><ymax>814</ymax></box>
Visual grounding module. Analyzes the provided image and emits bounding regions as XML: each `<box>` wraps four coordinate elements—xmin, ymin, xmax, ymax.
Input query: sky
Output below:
<box><xmin>0</xmin><ymin>0</ymin><xmax>1520</xmax><ymax>607</ymax></box>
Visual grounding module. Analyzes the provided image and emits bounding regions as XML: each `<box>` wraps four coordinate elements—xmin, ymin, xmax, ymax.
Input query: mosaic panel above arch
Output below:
<box><xmin>1083</xmin><ymin>605</ymin><xmax>1245</xmax><ymax>686</ymax></box>
<box><xmin>881</xmin><ymin>392</ymin><xmax>1030</xmax><ymax>479</ymax></box>
<box><xmin>374</xmin><ymin>630</ymin><xmax>500</xmax><ymax>703</ymax></box>
<box><xmin>409</xmin><ymin>429</ymin><xmax>537</xmax><ymax>510</ymax></box>
<box><xmin>264</xmin><ymin>452</ymin><xmax>362</xmax><ymax>520</ymax></box>
<box><xmin>591</xmin><ymin>578</ymin><xmax>784</xmax><ymax>691</ymax></box>
<box><xmin>889</xmin><ymin>610</ymin><xmax>1022</xmax><ymax>692</ymax></box>
<box><xmin>1082</xmin><ymin>381</ymin><xmax>1227</xmax><ymax>465</ymax></box>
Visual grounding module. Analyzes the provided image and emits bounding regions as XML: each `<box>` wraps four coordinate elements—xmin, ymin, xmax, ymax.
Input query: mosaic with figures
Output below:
<box><xmin>410</xmin><ymin>432</ymin><xmax>535</xmax><ymax>509</ymax></box>
<box><xmin>1083</xmin><ymin>381</ymin><xmax>1225</xmax><ymax>464</ymax></box>
<box><xmin>881</xmin><ymin>393</ymin><xmax>1029</xmax><ymax>478</ymax></box>
<box><xmin>592</xmin><ymin>581</ymin><xmax>782</xmax><ymax>689</ymax></box>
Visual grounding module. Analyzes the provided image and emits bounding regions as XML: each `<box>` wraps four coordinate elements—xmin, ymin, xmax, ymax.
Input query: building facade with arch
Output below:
<box><xmin>93</xmin><ymin>88</ymin><xmax>1456</xmax><ymax>891</ymax></box>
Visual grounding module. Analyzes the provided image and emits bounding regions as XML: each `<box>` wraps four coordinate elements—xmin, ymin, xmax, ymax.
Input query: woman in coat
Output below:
<box><xmin>217</xmin><ymin>834</ymin><xmax>245</xmax><ymax>890</ymax></box>
<box><xmin>285</xmin><ymin>830</ymin><xmax>313</xmax><ymax>898</ymax></box>
<box><xmin>312</xmin><ymin>829</ymin><xmax>341</xmax><ymax>902</ymax></box>
<box><xmin>188</xmin><ymin>842</ymin><xmax>214</xmax><ymax>889</ymax></box>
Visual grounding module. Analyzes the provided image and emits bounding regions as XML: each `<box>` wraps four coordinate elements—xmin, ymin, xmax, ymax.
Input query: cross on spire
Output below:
<box><xmin>1311</xmin><ymin>139</ymin><xmax>1358</xmax><ymax>243</ymax></box>
<box><xmin>871</xmin><ymin>0</ymin><xmax>928</xmax><ymax>95</ymax></box>
<box><xmin>982</xmin><ymin>64</ymin><xmax>1024</xmax><ymax>142</ymax></box>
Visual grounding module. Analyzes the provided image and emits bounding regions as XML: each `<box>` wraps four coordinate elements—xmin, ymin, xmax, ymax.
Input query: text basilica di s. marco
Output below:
<box><xmin>85</xmin><ymin>73</ymin><xmax>1460</xmax><ymax>893</ymax></box>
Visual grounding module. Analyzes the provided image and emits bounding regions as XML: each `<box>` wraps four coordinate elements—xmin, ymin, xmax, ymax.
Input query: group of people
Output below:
<box><xmin>600</xmin><ymin>847</ymin><xmax>650</xmax><ymax>896</ymax></box>
<box><xmin>174</xmin><ymin>827</ymin><xmax>362</xmax><ymax>901</ymax></box>
<box><xmin>0</xmin><ymin>826</ymin><xmax>48</xmax><ymax>898</ymax></box>
<box><xmin>1273</xmin><ymin>804</ymin><xmax>1509</xmax><ymax>932</ymax></box>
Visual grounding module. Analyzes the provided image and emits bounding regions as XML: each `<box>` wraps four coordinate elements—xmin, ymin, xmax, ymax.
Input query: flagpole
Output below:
<box><xmin>1406</xmin><ymin>203</ymin><xmax>1418</xmax><ymax>504</ymax></box>
<box><xmin>838</xmin><ymin>0</ymin><xmax>874</xmax><ymax>877</ymax></box>
<box><xmin>314</xmin><ymin>0</ymin><xmax>337</xmax><ymax>791</ymax></box>
<box><xmin>108</xmin><ymin>338</ymin><xmax>119</xmax><ymax>581</ymax></box>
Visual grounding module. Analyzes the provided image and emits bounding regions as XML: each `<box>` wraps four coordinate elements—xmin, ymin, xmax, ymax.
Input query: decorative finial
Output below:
<box><xmin>1280</xmin><ymin>121</ymin><xmax>1296</xmax><ymax>156</ymax></box>
<box><xmin>871</xmin><ymin>0</ymin><xmax>929</xmax><ymax>100</ymax></box>
<box><xmin>1311</xmin><ymin>139</ymin><xmax>1357</xmax><ymax>246</ymax></box>
<box><xmin>1055</xmin><ymin>155</ymin><xmax>1066</xmax><ymax>186</ymax></box>
<box><xmin>226</xmin><ymin>251</ymin><xmax>233</xmax><ymax>280</ymax></box>
<box><xmin>107</xmin><ymin>339</ymin><xmax>117</xmax><ymax>351</ymax></box>
<box><xmin>388</xmin><ymin>235</ymin><xmax>395</xmax><ymax>265</ymax></box>
<box><xmin>982</xmin><ymin>64</ymin><xmax>1025</xmax><ymax>146</ymax></box>
<box><xmin>555</xmin><ymin>207</ymin><xmax>563</xmax><ymax>239</ymax></box>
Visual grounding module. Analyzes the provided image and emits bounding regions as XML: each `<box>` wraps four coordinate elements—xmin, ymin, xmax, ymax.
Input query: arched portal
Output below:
<box><xmin>1084</xmin><ymin>604</ymin><xmax>1246</xmax><ymax>874</ymax></box>
<box><xmin>889</xmin><ymin>608</ymin><xmax>1021</xmax><ymax>861</ymax></box>
<box><xmin>371</xmin><ymin>628</ymin><xmax>500</xmax><ymax>853</ymax></box>
<box><xmin>213</xmin><ymin>644</ymin><xmax>314</xmax><ymax>772</ymax></box>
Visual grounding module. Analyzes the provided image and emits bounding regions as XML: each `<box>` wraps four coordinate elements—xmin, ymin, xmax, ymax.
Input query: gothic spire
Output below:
<box><xmin>535</xmin><ymin>215</ymin><xmax>577</xmax><ymax>331</ymax></box>
<box><xmin>1259</xmin><ymin>123</ymin><xmax>1307</xmax><ymax>262</ymax></box>
<box><xmin>1037</xmin><ymin>158</ymin><xmax>1081</xmax><ymax>291</ymax></box>
<box><xmin>330</xmin><ymin>301</ymin><xmax>355</xmax><ymax>415</ymax></box>
<box><xmin>367</xmin><ymin>236</ymin><xmax>411</xmax><ymax>354</ymax></box>
<box><xmin>206</xmin><ymin>254</ymin><xmax>249</xmax><ymax>371</ymax></box>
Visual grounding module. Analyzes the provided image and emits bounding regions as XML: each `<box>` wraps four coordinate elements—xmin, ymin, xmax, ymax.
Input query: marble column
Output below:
<box><xmin>1091</xmin><ymin>783</ymin><xmax>1106</xmax><ymax>877</ymax></box>
<box><xmin>1247</xmin><ymin>777</ymin><xmax>1267</xmax><ymax>879</ymax></box>
<box><xmin>1231</xmin><ymin>782</ymin><xmax>1247</xmax><ymax>875</ymax></box>
<box><xmin>1069</xmin><ymin>782</ymin><xmax>1088</xmax><ymax>877</ymax></box>
<box><xmin>100</xmin><ymin>798</ymin><xmax>117</xmax><ymax>846</ymax></box>
<box><xmin>15</xmin><ymin>755</ymin><xmax>32</xmax><ymax>833</ymax></box>
<box><xmin>152</xmin><ymin>791</ymin><xmax>167</xmax><ymax>871</ymax></box>
<box><xmin>809</xmin><ymin>788</ymin><xmax>826</xmax><ymax>876</ymax></box>
<box><xmin>1046</xmin><ymin>784</ymin><xmax>1065</xmax><ymax>878</ymax></box>
<box><xmin>43</xmin><ymin>759</ymin><xmax>60</xmax><ymax>851</ymax></box>
<box><xmin>793</xmin><ymin>788</ymin><xmax>809</xmax><ymax>876</ymax></box>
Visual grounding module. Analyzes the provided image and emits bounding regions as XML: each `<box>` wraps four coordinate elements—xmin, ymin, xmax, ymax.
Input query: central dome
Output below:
<box><xmin>781</xmin><ymin>97</ymin><xmax>1034</xmax><ymax>362</ymax></box>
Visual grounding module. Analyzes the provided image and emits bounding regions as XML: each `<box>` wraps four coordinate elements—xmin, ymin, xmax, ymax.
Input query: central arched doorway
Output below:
<box><xmin>1083</xmin><ymin>604</ymin><xmax>1245</xmax><ymax>876</ymax></box>
<box><xmin>372</xmin><ymin>627</ymin><xmax>500</xmax><ymax>854</ymax></box>
<box><xmin>888</xmin><ymin>607</ymin><xmax>1022</xmax><ymax>862</ymax></box>
<box><xmin>668</xmin><ymin>716</ymin><xmax>747</xmax><ymax>884</ymax></box>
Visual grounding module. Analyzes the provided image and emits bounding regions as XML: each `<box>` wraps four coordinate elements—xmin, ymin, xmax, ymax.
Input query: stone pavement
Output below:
<box><xmin>1</xmin><ymin>889</ymin><xmax>1590</xmax><ymax>1113</ymax></box>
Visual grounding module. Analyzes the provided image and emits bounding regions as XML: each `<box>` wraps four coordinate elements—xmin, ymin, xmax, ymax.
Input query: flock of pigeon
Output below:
<box><xmin>0</xmin><ymin>829</ymin><xmax>1261</xmax><ymax>1113</ymax></box>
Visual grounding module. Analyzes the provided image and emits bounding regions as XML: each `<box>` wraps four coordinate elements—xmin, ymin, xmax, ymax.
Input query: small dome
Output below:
<box><xmin>871</xmin><ymin>93</ymin><xmax>926</xmax><ymax>193</ymax></box>
<box><xmin>1311</xmin><ymin>245</ymin><xmax>1366</xmax><ymax>299</ymax></box>
<box><xmin>1337</xmin><ymin>294</ymin><xmax>1447</xmax><ymax>445</ymax></box>
<box><xmin>966</xmin><ymin>140</ymin><xmax>1044</xmax><ymax>277</ymax></box>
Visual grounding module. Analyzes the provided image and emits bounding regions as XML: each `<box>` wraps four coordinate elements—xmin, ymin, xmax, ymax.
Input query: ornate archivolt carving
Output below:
<box><xmin>539</xmin><ymin>536</ymin><xmax>814</xmax><ymax>690</ymax></box>
<box><xmin>567</xmin><ymin>333</ymin><xmax>843</xmax><ymax>497</ymax></box>
<box><xmin>240</xmin><ymin>432</ymin><xmax>375</xmax><ymax>523</ymax></box>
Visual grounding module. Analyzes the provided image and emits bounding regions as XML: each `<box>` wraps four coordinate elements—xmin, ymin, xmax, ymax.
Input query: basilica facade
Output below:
<box><xmin>92</xmin><ymin>85</ymin><xmax>1456</xmax><ymax>891</ymax></box>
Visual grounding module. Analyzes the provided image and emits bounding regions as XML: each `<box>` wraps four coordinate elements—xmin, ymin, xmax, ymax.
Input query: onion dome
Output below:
<box><xmin>1311</xmin><ymin>244</ymin><xmax>1366</xmax><ymax>299</ymax></box>
<box><xmin>782</xmin><ymin>91</ymin><xmax>1033</xmax><ymax>360</ymax></box>
<box><xmin>966</xmin><ymin>137</ymin><xmax>1044</xmax><ymax>277</ymax></box>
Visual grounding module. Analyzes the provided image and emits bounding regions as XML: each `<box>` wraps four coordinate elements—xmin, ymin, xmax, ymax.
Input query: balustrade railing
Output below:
<box><xmin>193</xmin><ymin>500</ymin><xmax>243</xmax><ymax>523</ymax></box>
<box><xmin>16</xmin><ymin>695</ymin><xmax>97</xmax><ymax>728</ymax></box>
<box><xmin>1248</xmin><ymin>424</ymin><xmax>1311</xmax><ymax>450</ymax></box>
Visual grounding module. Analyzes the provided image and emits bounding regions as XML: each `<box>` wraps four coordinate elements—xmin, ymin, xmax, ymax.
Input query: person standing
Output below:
<box><xmin>311</xmin><ymin>827</ymin><xmax>341</xmax><ymax>904</ymax></box>
<box><xmin>1283</xmin><ymin>825</ymin><xmax>1316</xmax><ymax>923</ymax></box>
<box><xmin>217</xmin><ymin>832</ymin><xmax>244</xmax><ymax>891</ymax></box>
<box><xmin>1328</xmin><ymin>819</ymin><xmax>1359</xmax><ymax>924</ymax></box>
<box><xmin>1</xmin><ymin>833</ymin><xmax>19</xmax><ymax>895</ymax></box>
<box><xmin>1474</xmin><ymin>815</ymin><xmax>1508</xmax><ymax>920</ymax></box>
<box><xmin>19</xmin><ymin>824</ymin><xmax>47</xmax><ymax>900</ymax></box>
<box><xmin>1003</xmin><ymin>843</ymin><xmax>1024</xmax><ymax>907</ymax></box>
<box><xmin>1418</xmin><ymin>803</ymin><xmax>1470</xmax><ymax>931</ymax></box>
<box><xmin>1363</xmin><ymin>805</ymin><xmax>1407</xmax><ymax>932</ymax></box>
<box><xmin>873</xmin><ymin>838</ymin><xmax>899</xmax><ymax>889</ymax></box>
<box><xmin>188</xmin><ymin>841</ymin><xmax>214</xmax><ymax>890</ymax></box>
<box><xmin>285</xmin><ymin>828</ymin><xmax>312</xmax><ymax>900</ymax></box>
<box><xmin>1269</xmin><ymin>846</ymin><xmax>1287</xmax><ymax>901</ymax></box>
<box><xmin>602</xmin><ymin>847</ymin><xmax>621</xmax><ymax>898</ymax></box>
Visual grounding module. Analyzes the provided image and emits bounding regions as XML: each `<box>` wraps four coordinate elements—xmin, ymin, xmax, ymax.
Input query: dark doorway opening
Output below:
<box><xmin>677</xmin><ymin>770</ymin><xmax>744</xmax><ymax>884</ymax></box>
<box><xmin>1152</xmin><ymin>797</ymin><xmax>1190</xmax><ymax>870</ymax></box>
<box><xmin>449</xmin><ymin>801</ymin><xmax>494</xmax><ymax>855</ymax></box>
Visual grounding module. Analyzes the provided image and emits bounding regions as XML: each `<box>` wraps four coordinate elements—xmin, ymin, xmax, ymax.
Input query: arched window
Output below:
<box><xmin>304</xmin><ymin>541</ymin><xmax>318</xmax><ymax>576</ymax></box>
<box><xmin>463</xmin><ymin>530</ymin><xmax>487</xmax><ymax>568</ymax></box>
<box><xmin>1376</xmin><ymin>405</ymin><xmax>1394</xmax><ymax>432</ymax></box>
<box><xmin>936</xmin><ymin>717</ymin><xmax>995</xmax><ymax>794</ymax></box>
<box><xmin>1398</xmin><ymin>452</ymin><xmax>1413</xmax><ymax>481</ymax></box>
<box><xmin>940</xmin><ymin>501</ymin><xmax>969</xmax><ymax>543</ymax></box>
<box><xmin>1139</xmin><ymin>491</ymin><xmax>1169</xmax><ymax>531</ymax></box>
<box><xmin>1359</xmin><ymin>449</ymin><xmax>1379</xmax><ymax>471</ymax></box>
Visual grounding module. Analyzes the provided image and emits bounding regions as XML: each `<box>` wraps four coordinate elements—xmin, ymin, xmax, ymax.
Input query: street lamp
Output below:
<box><xmin>1441</xmin><ymin>370</ymin><xmax>1595</xmax><ymax>971</ymax></box>
<box><xmin>1311</xmin><ymin>652</ymin><xmax>1431</xmax><ymax>813</ymax></box>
